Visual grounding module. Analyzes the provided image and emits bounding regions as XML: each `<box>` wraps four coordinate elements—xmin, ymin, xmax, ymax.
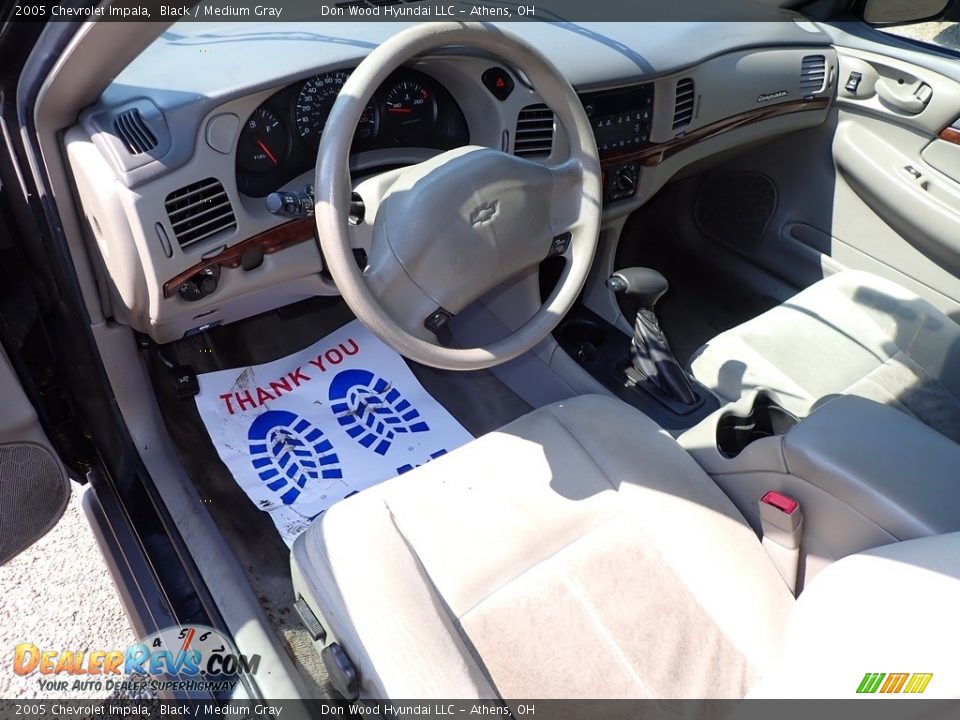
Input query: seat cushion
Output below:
<box><xmin>689</xmin><ymin>270</ymin><xmax>960</xmax><ymax>442</ymax></box>
<box><xmin>291</xmin><ymin>395</ymin><xmax>793</xmax><ymax>699</ymax></box>
<box><xmin>750</xmin><ymin>532</ymin><xmax>960</xmax><ymax>698</ymax></box>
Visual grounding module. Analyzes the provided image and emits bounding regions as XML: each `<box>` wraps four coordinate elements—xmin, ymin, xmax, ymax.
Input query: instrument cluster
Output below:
<box><xmin>235</xmin><ymin>67</ymin><xmax>469</xmax><ymax>197</ymax></box>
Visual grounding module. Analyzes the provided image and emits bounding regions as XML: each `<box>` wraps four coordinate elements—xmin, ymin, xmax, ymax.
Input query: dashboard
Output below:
<box><xmin>64</xmin><ymin>22</ymin><xmax>837</xmax><ymax>345</ymax></box>
<box><xmin>236</xmin><ymin>67</ymin><xmax>468</xmax><ymax>197</ymax></box>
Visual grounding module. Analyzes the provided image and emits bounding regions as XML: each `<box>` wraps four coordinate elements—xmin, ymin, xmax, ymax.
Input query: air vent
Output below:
<box><xmin>165</xmin><ymin>178</ymin><xmax>237</xmax><ymax>250</ymax></box>
<box><xmin>800</xmin><ymin>55</ymin><xmax>826</xmax><ymax>94</ymax></box>
<box><xmin>672</xmin><ymin>78</ymin><xmax>695</xmax><ymax>131</ymax></box>
<box><xmin>514</xmin><ymin>104</ymin><xmax>555</xmax><ymax>158</ymax></box>
<box><xmin>113</xmin><ymin>109</ymin><xmax>158</xmax><ymax>155</ymax></box>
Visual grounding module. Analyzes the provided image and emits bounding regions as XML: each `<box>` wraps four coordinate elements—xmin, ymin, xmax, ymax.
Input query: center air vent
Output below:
<box><xmin>514</xmin><ymin>104</ymin><xmax>555</xmax><ymax>158</ymax></box>
<box><xmin>800</xmin><ymin>55</ymin><xmax>827</xmax><ymax>94</ymax></box>
<box><xmin>113</xmin><ymin>109</ymin><xmax>158</xmax><ymax>155</ymax></box>
<box><xmin>165</xmin><ymin>178</ymin><xmax>237</xmax><ymax>250</ymax></box>
<box><xmin>672</xmin><ymin>78</ymin><xmax>695</xmax><ymax>131</ymax></box>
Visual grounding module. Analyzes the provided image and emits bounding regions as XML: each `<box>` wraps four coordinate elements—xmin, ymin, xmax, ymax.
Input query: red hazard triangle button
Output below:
<box><xmin>482</xmin><ymin>67</ymin><xmax>515</xmax><ymax>101</ymax></box>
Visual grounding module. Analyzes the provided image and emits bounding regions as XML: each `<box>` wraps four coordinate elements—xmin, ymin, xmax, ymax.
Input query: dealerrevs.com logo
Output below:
<box><xmin>13</xmin><ymin>625</ymin><xmax>260</xmax><ymax>694</ymax></box>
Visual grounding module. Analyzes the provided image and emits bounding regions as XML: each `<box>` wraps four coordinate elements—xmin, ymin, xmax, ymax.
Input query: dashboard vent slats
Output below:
<box><xmin>672</xmin><ymin>78</ymin><xmax>695</xmax><ymax>131</ymax></box>
<box><xmin>113</xmin><ymin>109</ymin><xmax>158</xmax><ymax>155</ymax></box>
<box><xmin>800</xmin><ymin>55</ymin><xmax>827</xmax><ymax>94</ymax></box>
<box><xmin>514</xmin><ymin>104</ymin><xmax>555</xmax><ymax>158</ymax></box>
<box><xmin>165</xmin><ymin>178</ymin><xmax>237</xmax><ymax>250</ymax></box>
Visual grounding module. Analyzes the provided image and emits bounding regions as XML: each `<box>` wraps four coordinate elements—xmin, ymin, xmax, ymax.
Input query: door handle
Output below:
<box><xmin>876</xmin><ymin>79</ymin><xmax>933</xmax><ymax>115</ymax></box>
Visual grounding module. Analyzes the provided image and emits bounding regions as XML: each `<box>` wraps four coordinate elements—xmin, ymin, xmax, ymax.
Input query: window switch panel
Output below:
<box><xmin>845</xmin><ymin>71</ymin><xmax>863</xmax><ymax>93</ymax></box>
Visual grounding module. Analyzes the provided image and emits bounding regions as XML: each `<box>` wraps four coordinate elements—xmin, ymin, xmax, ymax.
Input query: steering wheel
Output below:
<box><xmin>315</xmin><ymin>22</ymin><xmax>602</xmax><ymax>371</ymax></box>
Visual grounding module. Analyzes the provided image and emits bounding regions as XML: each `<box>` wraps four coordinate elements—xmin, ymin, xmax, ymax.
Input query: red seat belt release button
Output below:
<box><xmin>758</xmin><ymin>491</ymin><xmax>803</xmax><ymax>549</ymax></box>
<box><xmin>761</xmin><ymin>490</ymin><xmax>799</xmax><ymax>515</ymax></box>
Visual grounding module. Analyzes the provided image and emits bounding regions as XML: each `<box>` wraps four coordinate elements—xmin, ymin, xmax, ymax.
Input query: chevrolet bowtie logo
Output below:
<box><xmin>470</xmin><ymin>200</ymin><xmax>499</xmax><ymax>226</ymax></box>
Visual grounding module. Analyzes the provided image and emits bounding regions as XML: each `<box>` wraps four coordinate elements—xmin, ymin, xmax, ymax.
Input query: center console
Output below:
<box><xmin>554</xmin><ymin>304</ymin><xmax>719</xmax><ymax>431</ymax></box>
<box><xmin>579</xmin><ymin>84</ymin><xmax>654</xmax><ymax>204</ymax></box>
<box><xmin>680</xmin><ymin>391</ymin><xmax>960</xmax><ymax>590</ymax></box>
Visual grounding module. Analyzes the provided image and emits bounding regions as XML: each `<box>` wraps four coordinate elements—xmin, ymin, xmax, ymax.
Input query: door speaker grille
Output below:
<box><xmin>0</xmin><ymin>443</ymin><xmax>69</xmax><ymax>565</ymax></box>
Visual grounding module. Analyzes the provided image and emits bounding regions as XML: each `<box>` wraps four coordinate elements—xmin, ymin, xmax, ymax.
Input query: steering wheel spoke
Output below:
<box><xmin>346</xmin><ymin>167</ymin><xmax>406</xmax><ymax>261</ymax></box>
<box><xmin>549</xmin><ymin>158</ymin><xmax>589</xmax><ymax>237</ymax></box>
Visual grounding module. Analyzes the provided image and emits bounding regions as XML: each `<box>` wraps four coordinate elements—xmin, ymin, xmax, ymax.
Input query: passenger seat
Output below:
<box><xmin>689</xmin><ymin>270</ymin><xmax>960</xmax><ymax>442</ymax></box>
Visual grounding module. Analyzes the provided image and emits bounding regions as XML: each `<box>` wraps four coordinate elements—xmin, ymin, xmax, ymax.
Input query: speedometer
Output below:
<box><xmin>294</xmin><ymin>71</ymin><xmax>377</xmax><ymax>146</ymax></box>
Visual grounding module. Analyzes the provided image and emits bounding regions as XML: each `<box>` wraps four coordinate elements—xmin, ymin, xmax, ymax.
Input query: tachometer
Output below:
<box><xmin>294</xmin><ymin>71</ymin><xmax>377</xmax><ymax>145</ymax></box>
<box><xmin>236</xmin><ymin>107</ymin><xmax>289</xmax><ymax>173</ymax></box>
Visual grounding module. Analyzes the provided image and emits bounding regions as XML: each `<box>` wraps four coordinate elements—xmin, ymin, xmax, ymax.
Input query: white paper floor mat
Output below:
<box><xmin>194</xmin><ymin>320</ymin><xmax>473</xmax><ymax>546</ymax></box>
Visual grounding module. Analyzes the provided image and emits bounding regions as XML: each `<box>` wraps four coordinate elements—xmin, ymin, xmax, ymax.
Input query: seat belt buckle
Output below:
<box><xmin>759</xmin><ymin>491</ymin><xmax>803</xmax><ymax>594</ymax></box>
<box><xmin>759</xmin><ymin>491</ymin><xmax>802</xmax><ymax>549</ymax></box>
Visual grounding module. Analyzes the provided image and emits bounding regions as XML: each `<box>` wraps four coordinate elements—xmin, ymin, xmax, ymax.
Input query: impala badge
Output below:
<box><xmin>470</xmin><ymin>200</ymin><xmax>499</xmax><ymax>226</ymax></box>
<box><xmin>757</xmin><ymin>90</ymin><xmax>789</xmax><ymax>103</ymax></box>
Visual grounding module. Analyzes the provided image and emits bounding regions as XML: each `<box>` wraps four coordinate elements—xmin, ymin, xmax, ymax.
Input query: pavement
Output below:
<box><xmin>885</xmin><ymin>21</ymin><xmax>960</xmax><ymax>50</ymax></box>
<box><xmin>0</xmin><ymin>486</ymin><xmax>135</xmax><ymax>699</ymax></box>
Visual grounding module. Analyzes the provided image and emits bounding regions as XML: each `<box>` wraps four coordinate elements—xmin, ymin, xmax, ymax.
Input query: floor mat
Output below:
<box><xmin>194</xmin><ymin>319</ymin><xmax>473</xmax><ymax>545</ymax></box>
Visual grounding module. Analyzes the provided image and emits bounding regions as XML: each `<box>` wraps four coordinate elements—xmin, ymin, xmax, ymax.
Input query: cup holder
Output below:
<box><xmin>716</xmin><ymin>393</ymin><xmax>800</xmax><ymax>458</ymax></box>
<box><xmin>560</xmin><ymin>319</ymin><xmax>607</xmax><ymax>364</ymax></box>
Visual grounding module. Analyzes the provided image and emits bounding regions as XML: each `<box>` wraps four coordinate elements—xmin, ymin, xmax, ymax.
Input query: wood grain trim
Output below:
<box><xmin>163</xmin><ymin>218</ymin><xmax>315</xmax><ymax>299</ymax></box>
<box><xmin>601</xmin><ymin>97</ymin><xmax>831</xmax><ymax>169</ymax></box>
<box><xmin>939</xmin><ymin>126</ymin><xmax>960</xmax><ymax>146</ymax></box>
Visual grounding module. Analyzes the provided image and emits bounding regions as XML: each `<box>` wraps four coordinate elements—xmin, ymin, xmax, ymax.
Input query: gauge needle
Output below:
<box><xmin>387</xmin><ymin>107</ymin><xmax>412</xmax><ymax>114</ymax></box>
<box><xmin>256</xmin><ymin>138</ymin><xmax>279</xmax><ymax>165</ymax></box>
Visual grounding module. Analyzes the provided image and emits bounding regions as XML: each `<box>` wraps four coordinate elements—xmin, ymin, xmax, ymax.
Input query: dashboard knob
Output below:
<box><xmin>265</xmin><ymin>192</ymin><xmax>287</xmax><ymax>215</ymax></box>
<box><xmin>615</xmin><ymin>169</ymin><xmax>637</xmax><ymax>193</ymax></box>
<box><xmin>199</xmin><ymin>274</ymin><xmax>218</xmax><ymax>295</ymax></box>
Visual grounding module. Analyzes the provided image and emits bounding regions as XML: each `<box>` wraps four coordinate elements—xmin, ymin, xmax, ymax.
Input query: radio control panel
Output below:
<box><xmin>580</xmin><ymin>83</ymin><xmax>654</xmax><ymax>203</ymax></box>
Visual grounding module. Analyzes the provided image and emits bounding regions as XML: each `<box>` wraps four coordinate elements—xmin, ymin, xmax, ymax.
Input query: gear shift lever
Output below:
<box><xmin>607</xmin><ymin>267</ymin><xmax>697</xmax><ymax>406</ymax></box>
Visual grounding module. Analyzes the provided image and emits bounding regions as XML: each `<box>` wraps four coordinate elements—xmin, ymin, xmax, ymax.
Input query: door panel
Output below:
<box><xmin>808</xmin><ymin>45</ymin><xmax>960</xmax><ymax>317</ymax></box>
<box><xmin>834</xmin><ymin>48</ymin><xmax>960</xmax><ymax>133</ymax></box>
<box><xmin>921</xmin><ymin>130</ymin><xmax>960</xmax><ymax>183</ymax></box>
<box><xmin>0</xmin><ymin>330</ymin><xmax>69</xmax><ymax>565</ymax></box>
<box><xmin>833</xmin><ymin>114</ymin><xmax>960</xmax><ymax>278</ymax></box>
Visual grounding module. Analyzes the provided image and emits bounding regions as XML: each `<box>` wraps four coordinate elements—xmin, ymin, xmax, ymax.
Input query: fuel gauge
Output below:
<box><xmin>237</xmin><ymin>107</ymin><xmax>289</xmax><ymax>173</ymax></box>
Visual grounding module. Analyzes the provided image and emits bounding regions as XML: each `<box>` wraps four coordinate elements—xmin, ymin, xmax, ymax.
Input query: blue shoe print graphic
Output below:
<box><xmin>248</xmin><ymin>410</ymin><xmax>342</xmax><ymax>505</ymax></box>
<box><xmin>396</xmin><ymin>449</ymin><xmax>448</xmax><ymax>475</ymax></box>
<box><xmin>328</xmin><ymin>369</ymin><xmax>430</xmax><ymax>456</ymax></box>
